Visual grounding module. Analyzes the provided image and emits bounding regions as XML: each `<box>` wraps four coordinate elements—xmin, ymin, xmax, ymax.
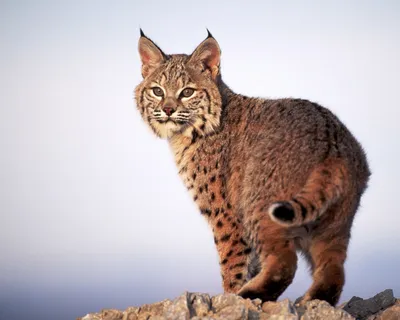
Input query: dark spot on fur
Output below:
<box><xmin>191</xmin><ymin>130</ymin><xmax>198</xmax><ymax>144</ymax></box>
<box><xmin>321</xmin><ymin>169</ymin><xmax>331</xmax><ymax>177</ymax></box>
<box><xmin>179</xmin><ymin>166</ymin><xmax>187</xmax><ymax>174</ymax></box>
<box><xmin>216</xmin><ymin>220</ymin><xmax>223</xmax><ymax>228</ymax></box>
<box><xmin>220</xmin><ymin>234</ymin><xmax>231</xmax><ymax>242</ymax></box>
<box><xmin>235</xmin><ymin>273</ymin><xmax>243</xmax><ymax>280</ymax></box>
<box><xmin>284</xmin><ymin>240</ymin><xmax>290</xmax><ymax>248</ymax></box>
<box><xmin>201</xmin><ymin>208</ymin><xmax>211</xmax><ymax>216</ymax></box>
<box><xmin>244</xmin><ymin>247</ymin><xmax>252</xmax><ymax>254</ymax></box>
<box><xmin>230</xmin><ymin>262</ymin><xmax>246</xmax><ymax>270</ymax></box>
<box><xmin>292</xmin><ymin>198</ymin><xmax>307</xmax><ymax>219</ymax></box>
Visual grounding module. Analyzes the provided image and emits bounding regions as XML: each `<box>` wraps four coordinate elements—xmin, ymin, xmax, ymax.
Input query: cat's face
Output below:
<box><xmin>135</xmin><ymin>31</ymin><xmax>222</xmax><ymax>139</ymax></box>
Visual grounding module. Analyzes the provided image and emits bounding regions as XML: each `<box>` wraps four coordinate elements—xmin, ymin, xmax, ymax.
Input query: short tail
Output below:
<box><xmin>268</xmin><ymin>159</ymin><xmax>348</xmax><ymax>227</ymax></box>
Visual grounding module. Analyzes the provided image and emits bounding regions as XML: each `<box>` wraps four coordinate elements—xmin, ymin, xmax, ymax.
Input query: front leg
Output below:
<box><xmin>237</xmin><ymin>208</ymin><xmax>297</xmax><ymax>301</ymax></box>
<box><xmin>206</xmin><ymin>207</ymin><xmax>251</xmax><ymax>293</ymax></box>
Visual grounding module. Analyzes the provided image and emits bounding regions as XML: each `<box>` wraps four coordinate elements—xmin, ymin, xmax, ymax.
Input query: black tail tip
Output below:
<box><xmin>268</xmin><ymin>202</ymin><xmax>295</xmax><ymax>224</ymax></box>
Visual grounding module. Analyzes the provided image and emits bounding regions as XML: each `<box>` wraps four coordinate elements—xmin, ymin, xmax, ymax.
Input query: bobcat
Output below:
<box><xmin>134</xmin><ymin>30</ymin><xmax>370</xmax><ymax>306</ymax></box>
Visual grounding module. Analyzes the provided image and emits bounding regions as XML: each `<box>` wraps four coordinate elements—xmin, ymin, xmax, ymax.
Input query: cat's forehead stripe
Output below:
<box><xmin>157</xmin><ymin>59</ymin><xmax>191</xmax><ymax>88</ymax></box>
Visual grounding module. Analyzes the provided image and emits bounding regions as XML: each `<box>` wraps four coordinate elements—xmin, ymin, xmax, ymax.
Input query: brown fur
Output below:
<box><xmin>134</xmin><ymin>30</ymin><xmax>370</xmax><ymax>306</ymax></box>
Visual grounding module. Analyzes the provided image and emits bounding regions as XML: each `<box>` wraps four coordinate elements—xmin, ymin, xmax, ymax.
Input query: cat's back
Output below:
<box><xmin>223</xmin><ymin>95</ymin><xmax>369</xmax><ymax>187</ymax></box>
<box><xmin>225</xmin><ymin>96</ymin><xmax>359</xmax><ymax>153</ymax></box>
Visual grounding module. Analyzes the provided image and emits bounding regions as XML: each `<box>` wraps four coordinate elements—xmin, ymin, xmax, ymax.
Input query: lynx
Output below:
<box><xmin>134</xmin><ymin>30</ymin><xmax>370</xmax><ymax>306</ymax></box>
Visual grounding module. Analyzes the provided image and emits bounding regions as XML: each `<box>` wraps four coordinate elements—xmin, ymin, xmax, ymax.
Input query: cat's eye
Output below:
<box><xmin>152</xmin><ymin>87</ymin><xmax>164</xmax><ymax>97</ymax></box>
<box><xmin>181</xmin><ymin>88</ymin><xmax>195</xmax><ymax>98</ymax></box>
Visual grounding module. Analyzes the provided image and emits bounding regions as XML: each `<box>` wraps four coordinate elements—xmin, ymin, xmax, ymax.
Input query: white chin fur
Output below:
<box><xmin>155</xmin><ymin>121</ymin><xmax>179</xmax><ymax>139</ymax></box>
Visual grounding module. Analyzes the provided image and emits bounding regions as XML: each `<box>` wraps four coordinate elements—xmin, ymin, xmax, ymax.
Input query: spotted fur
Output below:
<box><xmin>134</xmin><ymin>30</ymin><xmax>370</xmax><ymax>306</ymax></box>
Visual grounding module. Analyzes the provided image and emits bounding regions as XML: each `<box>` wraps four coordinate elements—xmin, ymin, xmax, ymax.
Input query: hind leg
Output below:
<box><xmin>238</xmin><ymin>218</ymin><xmax>297</xmax><ymax>301</ymax></box>
<box><xmin>299</xmin><ymin>230</ymin><xmax>349</xmax><ymax>306</ymax></box>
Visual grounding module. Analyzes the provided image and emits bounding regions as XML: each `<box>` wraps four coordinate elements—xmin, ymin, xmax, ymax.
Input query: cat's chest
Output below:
<box><xmin>176</xmin><ymin>147</ymin><xmax>229</xmax><ymax>213</ymax></box>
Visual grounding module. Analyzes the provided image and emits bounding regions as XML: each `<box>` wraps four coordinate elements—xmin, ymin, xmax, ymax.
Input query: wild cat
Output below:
<box><xmin>134</xmin><ymin>30</ymin><xmax>370</xmax><ymax>306</ymax></box>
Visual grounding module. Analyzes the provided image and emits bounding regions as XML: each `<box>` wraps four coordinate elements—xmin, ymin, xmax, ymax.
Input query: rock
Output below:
<box><xmin>136</xmin><ymin>299</ymin><xmax>172</xmax><ymax>320</ymax></box>
<box><xmin>189</xmin><ymin>293</ymin><xmax>212</xmax><ymax>317</ymax></box>
<box><xmin>366</xmin><ymin>299</ymin><xmax>400</xmax><ymax>320</ymax></box>
<box><xmin>211</xmin><ymin>293</ymin><xmax>263</xmax><ymax>320</ymax></box>
<box><xmin>215</xmin><ymin>305</ymin><xmax>247</xmax><ymax>320</ymax></box>
<box><xmin>164</xmin><ymin>293</ymin><xmax>193</xmax><ymax>320</ymax></box>
<box><xmin>211</xmin><ymin>293</ymin><xmax>259</xmax><ymax>313</ymax></box>
<box><xmin>301</xmin><ymin>300</ymin><xmax>354</xmax><ymax>320</ymax></box>
<box><xmin>80</xmin><ymin>313</ymin><xmax>102</xmax><ymax>320</ymax></box>
<box><xmin>261</xmin><ymin>299</ymin><xmax>298</xmax><ymax>319</ymax></box>
<box><xmin>78</xmin><ymin>290</ymin><xmax>398</xmax><ymax>320</ymax></box>
<box><xmin>343</xmin><ymin>289</ymin><xmax>396</xmax><ymax>319</ymax></box>
<box><xmin>79</xmin><ymin>309</ymin><xmax>124</xmax><ymax>320</ymax></box>
<box><xmin>122</xmin><ymin>307</ymin><xmax>139</xmax><ymax>320</ymax></box>
<box><xmin>101</xmin><ymin>309</ymin><xmax>123</xmax><ymax>320</ymax></box>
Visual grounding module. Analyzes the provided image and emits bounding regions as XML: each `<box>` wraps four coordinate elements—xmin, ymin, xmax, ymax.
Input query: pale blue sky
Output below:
<box><xmin>1</xmin><ymin>1</ymin><xmax>399</xmax><ymax>319</ymax></box>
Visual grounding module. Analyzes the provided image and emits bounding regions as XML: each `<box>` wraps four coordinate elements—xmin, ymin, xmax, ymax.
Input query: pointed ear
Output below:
<box><xmin>189</xmin><ymin>31</ymin><xmax>221</xmax><ymax>80</ymax></box>
<box><xmin>138</xmin><ymin>30</ymin><xmax>167</xmax><ymax>78</ymax></box>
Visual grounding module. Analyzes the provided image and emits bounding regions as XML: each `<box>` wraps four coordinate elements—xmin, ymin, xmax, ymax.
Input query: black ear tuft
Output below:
<box><xmin>206</xmin><ymin>28</ymin><xmax>213</xmax><ymax>39</ymax></box>
<box><xmin>140</xmin><ymin>28</ymin><xmax>145</xmax><ymax>37</ymax></box>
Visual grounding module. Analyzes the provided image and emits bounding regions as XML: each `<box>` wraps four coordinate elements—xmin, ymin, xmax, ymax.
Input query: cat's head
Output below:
<box><xmin>135</xmin><ymin>30</ymin><xmax>222</xmax><ymax>139</ymax></box>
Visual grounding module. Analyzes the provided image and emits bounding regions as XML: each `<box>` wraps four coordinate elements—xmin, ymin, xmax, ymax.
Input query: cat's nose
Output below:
<box><xmin>163</xmin><ymin>106</ymin><xmax>175</xmax><ymax>116</ymax></box>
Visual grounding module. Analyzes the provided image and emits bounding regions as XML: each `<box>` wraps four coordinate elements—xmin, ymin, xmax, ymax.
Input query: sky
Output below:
<box><xmin>0</xmin><ymin>1</ymin><xmax>399</xmax><ymax>319</ymax></box>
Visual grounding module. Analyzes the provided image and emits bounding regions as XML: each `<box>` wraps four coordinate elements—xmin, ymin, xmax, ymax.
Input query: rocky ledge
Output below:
<box><xmin>78</xmin><ymin>289</ymin><xmax>398</xmax><ymax>320</ymax></box>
